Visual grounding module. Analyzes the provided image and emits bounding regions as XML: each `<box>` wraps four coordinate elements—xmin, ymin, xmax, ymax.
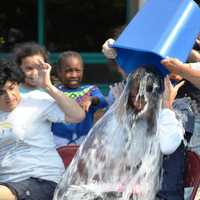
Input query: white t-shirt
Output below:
<box><xmin>158</xmin><ymin>109</ymin><xmax>184</xmax><ymax>155</ymax></box>
<box><xmin>0</xmin><ymin>90</ymin><xmax>65</xmax><ymax>183</ymax></box>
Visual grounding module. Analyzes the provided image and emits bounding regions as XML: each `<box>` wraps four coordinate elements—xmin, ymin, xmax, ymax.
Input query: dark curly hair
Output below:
<box><xmin>0</xmin><ymin>59</ymin><xmax>25</xmax><ymax>89</ymax></box>
<box><xmin>12</xmin><ymin>42</ymin><xmax>49</xmax><ymax>66</ymax></box>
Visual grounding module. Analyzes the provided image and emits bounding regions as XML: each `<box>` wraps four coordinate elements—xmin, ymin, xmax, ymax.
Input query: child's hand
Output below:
<box><xmin>35</xmin><ymin>59</ymin><xmax>53</xmax><ymax>89</ymax></box>
<box><xmin>163</xmin><ymin>75</ymin><xmax>185</xmax><ymax>109</ymax></box>
<box><xmin>80</xmin><ymin>95</ymin><xmax>92</xmax><ymax>112</ymax></box>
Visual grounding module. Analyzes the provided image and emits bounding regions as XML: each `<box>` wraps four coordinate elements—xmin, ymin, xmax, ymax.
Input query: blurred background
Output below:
<box><xmin>0</xmin><ymin>0</ymin><xmax>165</xmax><ymax>95</ymax></box>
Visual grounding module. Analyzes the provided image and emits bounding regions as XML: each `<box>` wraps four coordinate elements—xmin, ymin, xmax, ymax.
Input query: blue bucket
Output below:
<box><xmin>112</xmin><ymin>0</ymin><xmax>200</xmax><ymax>76</ymax></box>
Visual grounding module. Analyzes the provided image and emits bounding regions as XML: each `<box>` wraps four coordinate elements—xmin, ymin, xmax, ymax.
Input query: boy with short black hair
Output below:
<box><xmin>0</xmin><ymin>58</ymin><xmax>85</xmax><ymax>200</ymax></box>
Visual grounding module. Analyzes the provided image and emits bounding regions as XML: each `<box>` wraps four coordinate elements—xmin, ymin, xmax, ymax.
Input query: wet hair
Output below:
<box><xmin>127</xmin><ymin>65</ymin><xmax>164</xmax><ymax>95</ymax></box>
<box><xmin>0</xmin><ymin>59</ymin><xmax>25</xmax><ymax>89</ymax></box>
<box><xmin>12</xmin><ymin>42</ymin><xmax>49</xmax><ymax>66</ymax></box>
<box><xmin>57</xmin><ymin>51</ymin><xmax>83</xmax><ymax>72</ymax></box>
<box><xmin>126</xmin><ymin>66</ymin><xmax>164</xmax><ymax>132</ymax></box>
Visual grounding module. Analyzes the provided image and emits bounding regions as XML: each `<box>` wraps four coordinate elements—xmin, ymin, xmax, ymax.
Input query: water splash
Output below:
<box><xmin>54</xmin><ymin>67</ymin><xmax>163</xmax><ymax>200</ymax></box>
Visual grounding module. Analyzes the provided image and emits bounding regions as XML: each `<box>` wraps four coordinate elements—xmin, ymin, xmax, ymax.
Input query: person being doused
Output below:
<box><xmin>102</xmin><ymin>38</ymin><xmax>194</xmax><ymax>200</ymax></box>
<box><xmin>53</xmin><ymin>65</ymin><xmax>187</xmax><ymax>200</ymax></box>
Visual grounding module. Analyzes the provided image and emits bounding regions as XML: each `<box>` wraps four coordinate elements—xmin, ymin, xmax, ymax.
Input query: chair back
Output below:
<box><xmin>57</xmin><ymin>145</ymin><xmax>79</xmax><ymax>168</ymax></box>
<box><xmin>184</xmin><ymin>150</ymin><xmax>200</xmax><ymax>200</ymax></box>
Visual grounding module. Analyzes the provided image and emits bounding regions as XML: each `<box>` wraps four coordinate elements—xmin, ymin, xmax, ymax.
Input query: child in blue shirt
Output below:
<box><xmin>52</xmin><ymin>51</ymin><xmax>108</xmax><ymax>146</ymax></box>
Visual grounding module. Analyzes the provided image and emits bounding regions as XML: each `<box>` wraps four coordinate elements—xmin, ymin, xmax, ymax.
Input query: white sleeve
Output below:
<box><xmin>190</xmin><ymin>62</ymin><xmax>200</xmax><ymax>70</ymax></box>
<box><xmin>43</xmin><ymin>102</ymin><xmax>65</xmax><ymax>123</ymax></box>
<box><xmin>157</xmin><ymin>109</ymin><xmax>184</xmax><ymax>155</ymax></box>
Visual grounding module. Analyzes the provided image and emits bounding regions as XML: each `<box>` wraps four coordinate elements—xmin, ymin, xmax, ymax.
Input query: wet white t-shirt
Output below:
<box><xmin>0</xmin><ymin>90</ymin><xmax>65</xmax><ymax>183</ymax></box>
<box><xmin>158</xmin><ymin>109</ymin><xmax>184</xmax><ymax>155</ymax></box>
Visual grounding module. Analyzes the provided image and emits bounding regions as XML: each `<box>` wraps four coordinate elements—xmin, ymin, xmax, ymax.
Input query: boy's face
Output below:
<box><xmin>0</xmin><ymin>81</ymin><xmax>21</xmax><ymax>112</ymax></box>
<box><xmin>20</xmin><ymin>54</ymin><xmax>45</xmax><ymax>88</ymax></box>
<box><xmin>58</xmin><ymin>57</ymin><xmax>83</xmax><ymax>89</ymax></box>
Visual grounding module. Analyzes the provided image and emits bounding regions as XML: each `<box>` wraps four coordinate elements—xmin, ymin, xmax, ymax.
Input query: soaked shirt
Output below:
<box><xmin>0</xmin><ymin>90</ymin><xmax>65</xmax><ymax>183</ymax></box>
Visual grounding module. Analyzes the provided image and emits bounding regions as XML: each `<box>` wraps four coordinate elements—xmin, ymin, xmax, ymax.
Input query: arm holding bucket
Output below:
<box><xmin>162</xmin><ymin>57</ymin><xmax>200</xmax><ymax>89</ymax></box>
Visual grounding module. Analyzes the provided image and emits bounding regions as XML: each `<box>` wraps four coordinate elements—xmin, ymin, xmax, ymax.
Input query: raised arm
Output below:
<box><xmin>36</xmin><ymin>60</ymin><xmax>85</xmax><ymax>123</ymax></box>
<box><xmin>158</xmin><ymin>76</ymin><xmax>185</xmax><ymax>155</ymax></box>
<box><xmin>161</xmin><ymin>57</ymin><xmax>200</xmax><ymax>89</ymax></box>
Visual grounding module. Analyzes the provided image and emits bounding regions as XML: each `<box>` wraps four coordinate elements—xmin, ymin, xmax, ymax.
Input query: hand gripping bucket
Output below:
<box><xmin>112</xmin><ymin>0</ymin><xmax>200</xmax><ymax>76</ymax></box>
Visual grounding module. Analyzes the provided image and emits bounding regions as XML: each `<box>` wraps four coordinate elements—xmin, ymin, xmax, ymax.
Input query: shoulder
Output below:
<box><xmin>57</xmin><ymin>84</ymin><xmax>69</xmax><ymax>92</ymax></box>
<box><xmin>26</xmin><ymin>89</ymin><xmax>53</xmax><ymax>99</ymax></box>
<box><xmin>22</xmin><ymin>90</ymin><xmax>55</xmax><ymax>108</ymax></box>
<box><xmin>78</xmin><ymin>85</ymin><xmax>98</xmax><ymax>94</ymax></box>
<box><xmin>81</xmin><ymin>84</ymin><xmax>96</xmax><ymax>90</ymax></box>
